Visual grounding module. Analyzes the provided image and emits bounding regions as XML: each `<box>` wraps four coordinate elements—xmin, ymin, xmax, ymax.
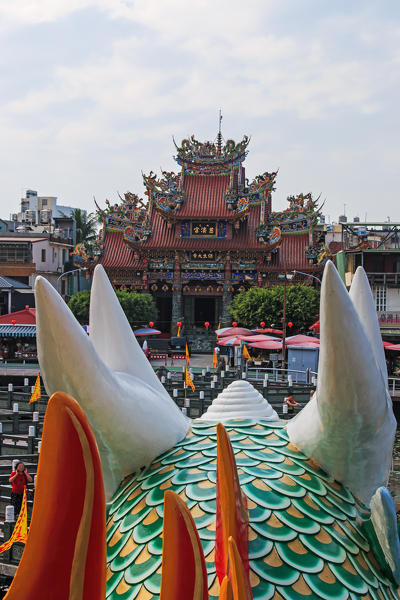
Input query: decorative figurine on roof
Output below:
<box><xmin>6</xmin><ymin>261</ymin><xmax>400</xmax><ymax>600</ymax></box>
<box><xmin>143</xmin><ymin>169</ymin><xmax>184</xmax><ymax>215</ymax></box>
<box><xmin>96</xmin><ymin>192</ymin><xmax>152</xmax><ymax>243</ymax></box>
<box><xmin>305</xmin><ymin>239</ymin><xmax>333</xmax><ymax>266</ymax></box>
<box><xmin>175</xmin><ymin>135</ymin><xmax>250</xmax><ymax>164</ymax></box>
<box><xmin>269</xmin><ymin>192</ymin><xmax>322</xmax><ymax>234</ymax></box>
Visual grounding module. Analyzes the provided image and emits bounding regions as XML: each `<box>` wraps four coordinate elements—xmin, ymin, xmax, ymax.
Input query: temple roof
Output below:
<box><xmin>177</xmin><ymin>174</ymin><xmax>231</xmax><ymax>219</ymax></box>
<box><xmin>98</xmin><ymin>228</ymin><xmax>312</xmax><ymax>271</ymax></box>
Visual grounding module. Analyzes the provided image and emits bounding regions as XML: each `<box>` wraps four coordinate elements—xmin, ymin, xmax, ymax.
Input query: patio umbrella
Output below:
<box><xmin>236</xmin><ymin>334</ymin><xmax>280</xmax><ymax>342</ymax></box>
<box><xmin>309</xmin><ymin>320</ymin><xmax>320</xmax><ymax>334</ymax></box>
<box><xmin>386</xmin><ymin>344</ymin><xmax>400</xmax><ymax>350</ymax></box>
<box><xmin>218</xmin><ymin>327</ymin><xmax>253</xmax><ymax>337</ymax></box>
<box><xmin>133</xmin><ymin>328</ymin><xmax>162</xmax><ymax>336</ymax></box>
<box><xmin>254</xmin><ymin>328</ymin><xmax>284</xmax><ymax>335</ymax></box>
<box><xmin>248</xmin><ymin>340</ymin><xmax>283</xmax><ymax>350</ymax></box>
<box><xmin>383</xmin><ymin>341</ymin><xmax>394</xmax><ymax>348</ymax></box>
<box><xmin>287</xmin><ymin>342</ymin><xmax>320</xmax><ymax>348</ymax></box>
<box><xmin>285</xmin><ymin>334</ymin><xmax>320</xmax><ymax>345</ymax></box>
<box><xmin>218</xmin><ymin>336</ymin><xmax>242</xmax><ymax>346</ymax></box>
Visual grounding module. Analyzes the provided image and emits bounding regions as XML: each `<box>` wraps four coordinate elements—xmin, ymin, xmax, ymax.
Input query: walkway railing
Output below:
<box><xmin>246</xmin><ymin>367</ymin><xmax>318</xmax><ymax>384</ymax></box>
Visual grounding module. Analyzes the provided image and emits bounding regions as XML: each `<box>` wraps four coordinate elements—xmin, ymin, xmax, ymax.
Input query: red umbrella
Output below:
<box><xmin>218</xmin><ymin>327</ymin><xmax>253</xmax><ymax>337</ymax></box>
<box><xmin>285</xmin><ymin>334</ymin><xmax>320</xmax><ymax>345</ymax></box>
<box><xmin>249</xmin><ymin>340</ymin><xmax>283</xmax><ymax>350</ymax></box>
<box><xmin>383</xmin><ymin>341</ymin><xmax>394</xmax><ymax>348</ymax></box>
<box><xmin>386</xmin><ymin>344</ymin><xmax>400</xmax><ymax>351</ymax></box>
<box><xmin>254</xmin><ymin>328</ymin><xmax>283</xmax><ymax>335</ymax></box>
<box><xmin>287</xmin><ymin>342</ymin><xmax>320</xmax><ymax>348</ymax></box>
<box><xmin>309</xmin><ymin>320</ymin><xmax>320</xmax><ymax>334</ymax></box>
<box><xmin>218</xmin><ymin>336</ymin><xmax>242</xmax><ymax>346</ymax></box>
<box><xmin>237</xmin><ymin>334</ymin><xmax>280</xmax><ymax>342</ymax></box>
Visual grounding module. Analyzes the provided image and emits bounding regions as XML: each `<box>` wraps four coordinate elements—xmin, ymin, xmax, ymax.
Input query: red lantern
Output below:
<box><xmin>204</xmin><ymin>321</ymin><xmax>210</xmax><ymax>329</ymax></box>
<box><xmin>232</xmin><ymin>321</ymin><xmax>238</xmax><ymax>327</ymax></box>
<box><xmin>288</xmin><ymin>321</ymin><xmax>293</xmax><ymax>328</ymax></box>
<box><xmin>25</xmin><ymin>305</ymin><xmax>29</xmax><ymax>310</ymax></box>
<box><xmin>176</xmin><ymin>321</ymin><xmax>182</xmax><ymax>327</ymax></box>
<box><xmin>149</xmin><ymin>321</ymin><xmax>154</xmax><ymax>328</ymax></box>
<box><xmin>11</xmin><ymin>320</ymin><xmax>16</xmax><ymax>326</ymax></box>
<box><xmin>260</xmin><ymin>321</ymin><xmax>265</xmax><ymax>328</ymax></box>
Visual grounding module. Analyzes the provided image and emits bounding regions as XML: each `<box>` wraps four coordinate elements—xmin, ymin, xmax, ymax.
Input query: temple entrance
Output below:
<box><xmin>194</xmin><ymin>297</ymin><xmax>215</xmax><ymax>327</ymax></box>
<box><xmin>155</xmin><ymin>296</ymin><xmax>172</xmax><ymax>332</ymax></box>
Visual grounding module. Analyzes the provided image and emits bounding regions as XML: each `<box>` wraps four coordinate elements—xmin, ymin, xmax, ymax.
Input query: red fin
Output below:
<box><xmin>215</xmin><ymin>423</ymin><xmax>250</xmax><ymax>586</ymax></box>
<box><xmin>228</xmin><ymin>537</ymin><xmax>253</xmax><ymax>600</ymax></box>
<box><xmin>5</xmin><ymin>392</ymin><xmax>106</xmax><ymax>600</ymax></box>
<box><xmin>219</xmin><ymin>576</ymin><xmax>233</xmax><ymax>600</ymax></box>
<box><xmin>160</xmin><ymin>490</ymin><xmax>208</xmax><ymax>600</ymax></box>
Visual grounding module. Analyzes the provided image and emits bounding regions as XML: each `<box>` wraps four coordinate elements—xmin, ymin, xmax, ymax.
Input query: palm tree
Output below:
<box><xmin>71</xmin><ymin>209</ymin><xmax>98</xmax><ymax>245</ymax></box>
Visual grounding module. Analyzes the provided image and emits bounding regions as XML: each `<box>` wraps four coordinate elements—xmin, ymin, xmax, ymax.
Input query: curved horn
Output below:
<box><xmin>287</xmin><ymin>261</ymin><xmax>396</xmax><ymax>505</ymax></box>
<box><xmin>35</xmin><ymin>276</ymin><xmax>188</xmax><ymax>500</ymax></box>
<box><xmin>349</xmin><ymin>266</ymin><xmax>388</xmax><ymax>384</ymax></box>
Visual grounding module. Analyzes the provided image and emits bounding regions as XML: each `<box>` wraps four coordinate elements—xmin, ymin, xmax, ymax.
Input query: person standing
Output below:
<box><xmin>9</xmin><ymin>461</ymin><xmax>32</xmax><ymax>517</ymax></box>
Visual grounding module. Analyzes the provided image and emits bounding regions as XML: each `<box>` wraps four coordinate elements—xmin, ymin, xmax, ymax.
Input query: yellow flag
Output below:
<box><xmin>185</xmin><ymin>342</ymin><xmax>190</xmax><ymax>365</ymax></box>
<box><xmin>185</xmin><ymin>366</ymin><xmax>195</xmax><ymax>392</ymax></box>
<box><xmin>0</xmin><ymin>488</ymin><xmax>28</xmax><ymax>553</ymax></box>
<box><xmin>242</xmin><ymin>344</ymin><xmax>252</xmax><ymax>361</ymax></box>
<box><xmin>213</xmin><ymin>348</ymin><xmax>218</xmax><ymax>369</ymax></box>
<box><xmin>29</xmin><ymin>373</ymin><xmax>41</xmax><ymax>404</ymax></box>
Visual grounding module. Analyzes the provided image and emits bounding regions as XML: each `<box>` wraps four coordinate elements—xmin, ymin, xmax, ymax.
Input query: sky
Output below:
<box><xmin>1</xmin><ymin>0</ymin><xmax>400</xmax><ymax>223</ymax></box>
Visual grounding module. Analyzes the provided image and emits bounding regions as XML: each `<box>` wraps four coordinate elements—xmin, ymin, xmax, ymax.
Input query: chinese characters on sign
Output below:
<box><xmin>191</xmin><ymin>222</ymin><xmax>217</xmax><ymax>236</ymax></box>
<box><xmin>191</xmin><ymin>251</ymin><xmax>215</xmax><ymax>261</ymax></box>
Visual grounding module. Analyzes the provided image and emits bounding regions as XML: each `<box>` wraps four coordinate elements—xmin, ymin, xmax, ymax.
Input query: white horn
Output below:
<box><xmin>89</xmin><ymin>264</ymin><xmax>166</xmax><ymax>396</ymax></box>
<box><xmin>35</xmin><ymin>276</ymin><xmax>189</xmax><ymax>500</ymax></box>
<box><xmin>349</xmin><ymin>266</ymin><xmax>388</xmax><ymax>385</ymax></box>
<box><xmin>287</xmin><ymin>261</ymin><xmax>396</xmax><ymax>505</ymax></box>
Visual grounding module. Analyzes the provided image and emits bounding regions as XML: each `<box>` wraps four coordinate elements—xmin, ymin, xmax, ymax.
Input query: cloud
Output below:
<box><xmin>0</xmin><ymin>1</ymin><xmax>400</xmax><ymax>219</ymax></box>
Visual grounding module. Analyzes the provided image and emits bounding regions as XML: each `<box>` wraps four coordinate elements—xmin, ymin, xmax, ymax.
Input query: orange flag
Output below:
<box><xmin>213</xmin><ymin>348</ymin><xmax>218</xmax><ymax>369</ymax></box>
<box><xmin>242</xmin><ymin>344</ymin><xmax>252</xmax><ymax>361</ymax></box>
<box><xmin>29</xmin><ymin>373</ymin><xmax>41</xmax><ymax>404</ymax></box>
<box><xmin>0</xmin><ymin>488</ymin><xmax>28</xmax><ymax>553</ymax></box>
<box><xmin>185</xmin><ymin>366</ymin><xmax>195</xmax><ymax>392</ymax></box>
<box><xmin>185</xmin><ymin>342</ymin><xmax>190</xmax><ymax>365</ymax></box>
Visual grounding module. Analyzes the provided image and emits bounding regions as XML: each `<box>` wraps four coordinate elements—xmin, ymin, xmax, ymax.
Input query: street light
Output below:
<box><xmin>56</xmin><ymin>268</ymin><xmax>88</xmax><ymax>295</ymax></box>
<box><xmin>291</xmin><ymin>270</ymin><xmax>322</xmax><ymax>284</ymax></box>
<box><xmin>278</xmin><ymin>272</ymin><xmax>294</xmax><ymax>374</ymax></box>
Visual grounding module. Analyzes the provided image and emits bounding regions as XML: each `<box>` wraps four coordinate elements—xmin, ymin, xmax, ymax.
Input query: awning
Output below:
<box><xmin>0</xmin><ymin>324</ymin><xmax>36</xmax><ymax>337</ymax></box>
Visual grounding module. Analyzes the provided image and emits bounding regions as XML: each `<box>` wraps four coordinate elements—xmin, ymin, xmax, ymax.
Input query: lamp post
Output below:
<box><xmin>56</xmin><ymin>268</ymin><xmax>88</xmax><ymax>296</ymax></box>
<box><xmin>291</xmin><ymin>270</ymin><xmax>321</xmax><ymax>284</ymax></box>
<box><xmin>278</xmin><ymin>272</ymin><xmax>294</xmax><ymax>374</ymax></box>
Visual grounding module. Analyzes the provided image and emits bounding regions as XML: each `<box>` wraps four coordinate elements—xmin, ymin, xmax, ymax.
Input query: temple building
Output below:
<box><xmin>77</xmin><ymin>132</ymin><xmax>326</xmax><ymax>334</ymax></box>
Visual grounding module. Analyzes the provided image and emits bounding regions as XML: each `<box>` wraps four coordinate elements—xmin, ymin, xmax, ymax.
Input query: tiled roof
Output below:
<box><xmin>99</xmin><ymin>232</ymin><xmax>145</xmax><ymax>269</ymax></box>
<box><xmin>177</xmin><ymin>175</ymin><xmax>231</xmax><ymax>218</ymax></box>
<box><xmin>0</xmin><ymin>276</ymin><xmax>31</xmax><ymax>290</ymax></box>
<box><xmin>0</xmin><ymin>308</ymin><xmax>36</xmax><ymax>324</ymax></box>
<box><xmin>141</xmin><ymin>204</ymin><xmax>263</xmax><ymax>250</ymax></box>
<box><xmin>100</xmin><ymin>228</ymin><xmax>312</xmax><ymax>271</ymax></box>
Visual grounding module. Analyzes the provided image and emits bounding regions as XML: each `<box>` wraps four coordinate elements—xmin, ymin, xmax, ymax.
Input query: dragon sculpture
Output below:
<box><xmin>4</xmin><ymin>262</ymin><xmax>400</xmax><ymax>599</ymax></box>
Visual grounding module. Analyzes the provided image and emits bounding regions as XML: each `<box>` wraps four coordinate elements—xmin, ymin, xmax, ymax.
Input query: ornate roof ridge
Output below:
<box><xmin>174</xmin><ymin>134</ymin><xmax>250</xmax><ymax>167</ymax></box>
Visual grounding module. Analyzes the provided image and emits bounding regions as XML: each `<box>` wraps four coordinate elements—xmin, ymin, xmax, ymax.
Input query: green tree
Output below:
<box><xmin>230</xmin><ymin>285</ymin><xmax>319</xmax><ymax>331</ymax></box>
<box><xmin>68</xmin><ymin>289</ymin><xmax>158</xmax><ymax>326</ymax></box>
<box><xmin>68</xmin><ymin>290</ymin><xmax>91</xmax><ymax>324</ymax></box>
<box><xmin>71</xmin><ymin>209</ymin><xmax>98</xmax><ymax>245</ymax></box>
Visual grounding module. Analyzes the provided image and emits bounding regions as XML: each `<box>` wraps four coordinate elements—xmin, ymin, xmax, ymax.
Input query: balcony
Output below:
<box><xmin>367</xmin><ymin>272</ymin><xmax>400</xmax><ymax>286</ymax></box>
<box><xmin>378</xmin><ymin>312</ymin><xmax>400</xmax><ymax>329</ymax></box>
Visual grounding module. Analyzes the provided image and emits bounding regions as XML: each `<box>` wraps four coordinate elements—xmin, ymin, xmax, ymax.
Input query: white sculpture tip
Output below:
<box><xmin>199</xmin><ymin>379</ymin><xmax>279</xmax><ymax>421</ymax></box>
